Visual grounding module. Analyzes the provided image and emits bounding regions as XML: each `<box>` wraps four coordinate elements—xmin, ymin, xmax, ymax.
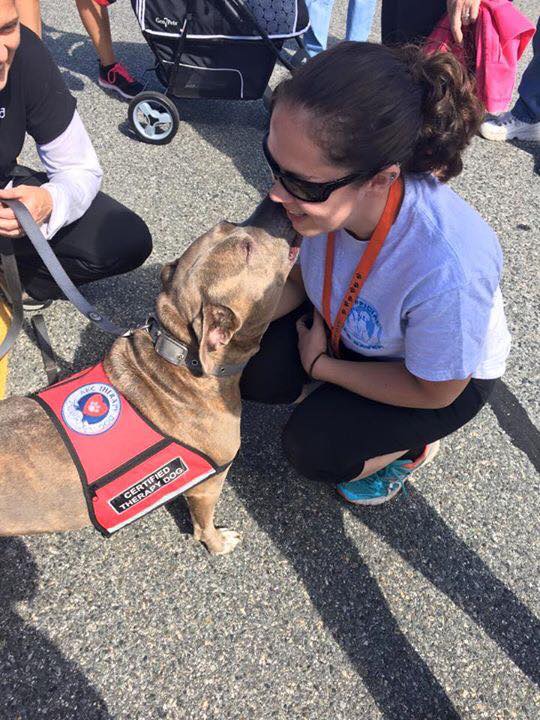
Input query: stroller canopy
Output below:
<box><xmin>133</xmin><ymin>0</ymin><xmax>309</xmax><ymax>41</ymax></box>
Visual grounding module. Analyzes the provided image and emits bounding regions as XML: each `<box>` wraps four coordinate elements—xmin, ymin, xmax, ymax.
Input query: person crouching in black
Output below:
<box><xmin>0</xmin><ymin>0</ymin><xmax>152</xmax><ymax>309</ymax></box>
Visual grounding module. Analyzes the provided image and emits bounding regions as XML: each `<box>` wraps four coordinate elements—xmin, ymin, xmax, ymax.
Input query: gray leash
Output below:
<box><xmin>0</xmin><ymin>200</ymin><xmax>247</xmax><ymax>379</ymax></box>
<box><xmin>4</xmin><ymin>199</ymin><xmax>129</xmax><ymax>335</ymax></box>
<box><xmin>0</xmin><ymin>251</ymin><xmax>24</xmax><ymax>359</ymax></box>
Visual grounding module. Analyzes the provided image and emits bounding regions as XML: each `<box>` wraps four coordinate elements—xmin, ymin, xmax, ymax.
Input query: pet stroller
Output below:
<box><xmin>128</xmin><ymin>0</ymin><xmax>310</xmax><ymax>144</ymax></box>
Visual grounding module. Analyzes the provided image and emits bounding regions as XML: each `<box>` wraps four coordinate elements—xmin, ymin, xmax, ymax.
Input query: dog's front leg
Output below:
<box><xmin>184</xmin><ymin>469</ymin><xmax>241</xmax><ymax>555</ymax></box>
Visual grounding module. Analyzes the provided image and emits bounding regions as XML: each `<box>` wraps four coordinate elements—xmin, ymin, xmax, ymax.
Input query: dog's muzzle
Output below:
<box><xmin>240</xmin><ymin>196</ymin><xmax>299</xmax><ymax>246</ymax></box>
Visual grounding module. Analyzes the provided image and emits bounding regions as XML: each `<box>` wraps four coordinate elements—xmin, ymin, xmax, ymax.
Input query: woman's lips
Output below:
<box><xmin>286</xmin><ymin>209</ymin><xmax>308</xmax><ymax>227</ymax></box>
<box><xmin>286</xmin><ymin>209</ymin><xmax>306</xmax><ymax>217</ymax></box>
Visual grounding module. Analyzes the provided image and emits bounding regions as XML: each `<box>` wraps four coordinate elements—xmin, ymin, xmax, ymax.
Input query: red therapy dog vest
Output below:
<box><xmin>34</xmin><ymin>363</ymin><xmax>225</xmax><ymax>536</ymax></box>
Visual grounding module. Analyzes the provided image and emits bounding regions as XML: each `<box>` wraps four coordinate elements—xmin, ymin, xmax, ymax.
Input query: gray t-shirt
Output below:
<box><xmin>299</xmin><ymin>175</ymin><xmax>511</xmax><ymax>381</ymax></box>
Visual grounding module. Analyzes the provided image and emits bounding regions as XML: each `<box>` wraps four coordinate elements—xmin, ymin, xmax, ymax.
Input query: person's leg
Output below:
<box><xmin>75</xmin><ymin>0</ymin><xmax>143</xmax><ymax>99</ymax></box>
<box><xmin>479</xmin><ymin>17</ymin><xmax>540</xmax><ymax>143</ymax></box>
<box><xmin>240</xmin><ymin>302</ymin><xmax>309</xmax><ymax>404</ymax></box>
<box><xmin>303</xmin><ymin>0</ymin><xmax>336</xmax><ymax>57</ymax></box>
<box><xmin>76</xmin><ymin>0</ymin><xmax>115</xmax><ymax>66</ymax></box>
<box><xmin>12</xmin><ymin>175</ymin><xmax>152</xmax><ymax>300</ymax></box>
<box><xmin>381</xmin><ymin>0</ymin><xmax>447</xmax><ymax>46</ymax></box>
<box><xmin>345</xmin><ymin>0</ymin><xmax>377</xmax><ymax>42</ymax></box>
<box><xmin>15</xmin><ymin>0</ymin><xmax>41</xmax><ymax>37</ymax></box>
<box><xmin>282</xmin><ymin>377</ymin><xmax>495</xmax><ymax>496</ymax></box>
<box><xmin>514</xmin><ymin>16</ymin><xmax>540</xmax><ymax>124</ymax></box>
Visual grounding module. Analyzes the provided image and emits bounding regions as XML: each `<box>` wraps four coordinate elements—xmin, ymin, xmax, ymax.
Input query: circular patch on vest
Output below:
<box><xmin>62</xmin><ymin>382</ymin><xmax>121</xmax><ymax>436</ymax></box>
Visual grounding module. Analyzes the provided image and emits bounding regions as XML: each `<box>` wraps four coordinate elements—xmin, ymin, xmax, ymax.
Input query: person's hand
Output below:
<box><xmin>447</xmin><ymin>0</ymin><xmax>480</xmax><ymax>44</ymax></box>
<box><xmin>296</xmin><ymin>310</ymin><xmax>328</xmax><ymax>379</ymax></box>
<box><xmin>0</xmin><ymin>185</ymin><xmax>53</xmax><ymax>238</ymax></box>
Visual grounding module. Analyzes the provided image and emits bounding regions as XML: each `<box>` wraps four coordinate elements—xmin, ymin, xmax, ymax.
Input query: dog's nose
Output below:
<box><xmin>240</xmin><ymin>196</ymin><xmax>297</xmax><ymax>244</ymax></box>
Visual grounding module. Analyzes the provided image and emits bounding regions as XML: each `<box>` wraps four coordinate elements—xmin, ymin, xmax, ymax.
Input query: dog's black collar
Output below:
<box><xmin>145</xmin><ymin>315</ymin><xmax>247</xmax><ymax>378</ymax></box>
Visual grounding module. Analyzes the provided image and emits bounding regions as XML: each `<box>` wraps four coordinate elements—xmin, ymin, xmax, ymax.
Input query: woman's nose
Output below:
<box><xmin>268</xmin><ymin>179</ymin><xmax>291</xmax><ymax>205</ymax></box>
<box><xmin>0</xmin><ymin>43</ymin><xmax>9</xmax><ymax>63</ymax></box>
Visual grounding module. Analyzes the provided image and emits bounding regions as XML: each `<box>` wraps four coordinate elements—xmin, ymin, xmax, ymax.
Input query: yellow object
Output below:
<box><xmin>0</xmin><ymin>299</ymin><xmax>10</xmax><ymax>399</ymax></box>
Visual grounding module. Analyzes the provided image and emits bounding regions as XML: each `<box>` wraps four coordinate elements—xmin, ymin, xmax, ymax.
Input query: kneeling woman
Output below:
<box><xmin>241</xmin><ymin>42</ymin><xmax>511</xmax><ymax>504</ymax></box>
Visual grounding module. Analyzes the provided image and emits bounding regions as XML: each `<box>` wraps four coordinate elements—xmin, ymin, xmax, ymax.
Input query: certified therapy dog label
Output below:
<box><xmin>110</xmin><ymin>458</ymin><xmax>188</xmax><ymax>514</ymax></box>
<box><xmin>34</xmin><ymin>363</ymin><xmax>227</xmax><ymax>536</ymax></box>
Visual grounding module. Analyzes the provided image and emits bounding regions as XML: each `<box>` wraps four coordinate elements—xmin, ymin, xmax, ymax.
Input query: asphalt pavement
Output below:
<box><xmin>1</xmin><ymin>1</ymin><xmax>539</xmax><ymax>718</ymax></box>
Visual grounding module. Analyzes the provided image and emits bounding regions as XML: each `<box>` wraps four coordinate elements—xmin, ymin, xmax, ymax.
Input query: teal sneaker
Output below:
<box><xmin>336</xmin><ymin>441</ymin><xmax>440</xmax><ymax>506</ymax></box>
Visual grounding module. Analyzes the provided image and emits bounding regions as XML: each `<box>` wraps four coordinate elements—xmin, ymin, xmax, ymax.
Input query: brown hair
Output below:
<box><xmin>273</xmin><ymin>41</ymin><xmax>483</xmax><ymax>182</ymax></box>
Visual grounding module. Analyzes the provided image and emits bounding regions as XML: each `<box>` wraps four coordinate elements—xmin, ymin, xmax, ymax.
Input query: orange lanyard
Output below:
<box><xmin>322</xmin><ymin>177</ymin><xmax>404</xmax><ymax>357</ymax></box>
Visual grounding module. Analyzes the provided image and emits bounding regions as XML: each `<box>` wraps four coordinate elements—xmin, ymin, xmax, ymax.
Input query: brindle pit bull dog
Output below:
<box><xmin>0</xmin><ymin>198</ymin><xmax>299</xmax><ymax>554</ymax></box>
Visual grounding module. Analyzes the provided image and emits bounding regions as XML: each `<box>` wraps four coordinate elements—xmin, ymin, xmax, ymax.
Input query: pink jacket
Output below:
<box><xmin>425</xmin><ymin>0</ymin><xmax>535</xmax><ymax>113</ymax></box>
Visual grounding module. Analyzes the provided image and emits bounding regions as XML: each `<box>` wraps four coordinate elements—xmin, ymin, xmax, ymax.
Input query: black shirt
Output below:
<box><xmin>0</xmin><ymin>26</ymin><xmax>76</xmax><ymax>186</ymax></box>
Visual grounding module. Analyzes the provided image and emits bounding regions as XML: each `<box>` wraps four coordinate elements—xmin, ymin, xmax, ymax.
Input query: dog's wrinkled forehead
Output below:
<box><xmin>185</xmin><ymin>220</ymin><xmax>240</xmax><ymax>269</ymax></box>
<box><xmin>163</xmin><ymin>218</ymin><xmax>290</xmax><ymax>292</ymax></box>
<box><xmin>161</xmin><ymin>221</ymin><xmax>237</xmax><ymax>289</ymax></box>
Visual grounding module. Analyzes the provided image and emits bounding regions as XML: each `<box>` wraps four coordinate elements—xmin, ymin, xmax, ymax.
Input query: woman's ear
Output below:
<box><xmin>367</xmin><ymin>164</ymin><xmax>401</xmax><ymax>193</ymax></box>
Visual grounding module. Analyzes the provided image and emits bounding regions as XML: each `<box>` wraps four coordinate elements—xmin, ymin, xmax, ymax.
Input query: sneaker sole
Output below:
<box><xmin>337</xmin><ymin>484</ymin><xmax>402</xmax><ymax>506</ymax></box>
<box><xmin>1</xmin><ymin>277</ymin><xmax>52</xmax><ymax>312</ymax></box>
<box><xmin>336</xmin><ymin>440</ymin><xmax>441</xmax><ymax>506</ymax></box>
<box><xmin>98</xmin><ymin>78</ymin><xmax>137</xmax><ymax>100</ymax></box>
<box><xmin>480</xmin><ymin>125</ymin><xmax>540</xmax><ymax>142</ymax></box>
<box><xmin>22</xmin><ymin>300</ymin><xmax>53</xmax><ymax>312</ymax></box>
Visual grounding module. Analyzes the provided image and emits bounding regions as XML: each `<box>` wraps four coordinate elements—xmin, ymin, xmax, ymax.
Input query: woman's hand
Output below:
<box><xmin>447</xmin><ymin>0</ymin><xmax>480</xmax><ymax>44</ymax></box>
<box><xmin>296</xmin><ymin>310</ymin><xmax>328</xmax><ymax>379</ymax></box>
<box><xmin>0</xmin><ymin>185</ymin><xmax>53</xmax><ymax>238</ymax></box>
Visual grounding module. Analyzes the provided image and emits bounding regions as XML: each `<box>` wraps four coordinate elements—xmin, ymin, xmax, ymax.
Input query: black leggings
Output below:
<box><xmin>10</xmin><ymin>169</ymin><xmax>152</xmax><ymax>300</ymax></box>
<box><xmin>240</xmin><ymin>305</ymin><xmax>495</xmax><ymax>484</ymax></box>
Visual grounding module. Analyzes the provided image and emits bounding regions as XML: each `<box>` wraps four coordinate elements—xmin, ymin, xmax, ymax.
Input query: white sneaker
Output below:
<box><xmin>479</xmin><ymin>111</ymin><xmax>540</xmax><ymax>142</ymax></box>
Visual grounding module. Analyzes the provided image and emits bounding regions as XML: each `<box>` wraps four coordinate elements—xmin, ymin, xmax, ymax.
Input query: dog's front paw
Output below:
<box><xmin>205</xmin><ymin>528</ymin><xmax>242</xmax><ymax>555</ymax></box>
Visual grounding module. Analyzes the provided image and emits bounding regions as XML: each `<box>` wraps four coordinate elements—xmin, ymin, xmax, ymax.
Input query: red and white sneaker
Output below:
<box><xmin>98</xmin><ymin>62</ymin><xmax>143</xmax><ymax>100</ymax></box>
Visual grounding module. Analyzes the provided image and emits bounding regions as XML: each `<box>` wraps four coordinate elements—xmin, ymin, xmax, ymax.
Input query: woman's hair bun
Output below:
<box><xmin>395</xmin><ymin>45</ymin><xmax>484</xmax><ymax>181</ymax></box>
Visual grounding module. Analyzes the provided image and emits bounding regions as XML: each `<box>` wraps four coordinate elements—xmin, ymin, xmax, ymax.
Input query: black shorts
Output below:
<box><xmin>240</xmin><ymin>304</ymin><xmax>495</xmax><ymax>484</ymax></box>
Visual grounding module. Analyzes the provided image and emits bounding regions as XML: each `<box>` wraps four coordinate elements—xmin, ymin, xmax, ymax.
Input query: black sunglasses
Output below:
<box><xmin>262</xmin><ymin>132</ymin><xmax>370</xmax><ymax>203</ymax></box>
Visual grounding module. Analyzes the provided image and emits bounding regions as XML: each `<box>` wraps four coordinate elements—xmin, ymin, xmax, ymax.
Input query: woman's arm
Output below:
<box><xmin>273</xmin><ymin>263</ymin><xmax>306</xmax><ymax>319</ymax></box>
<box><xmin>37</xmin><ymin>110</ymin><xmax>103</xmax><ymax>238</ymax></box>
<box><xmin>297</xmin><ymin>310</ymin><xmax>469</xmax><ymax>409</ymax></box>
<box><xmin>314</xmin><ymin>355</ymin><xmax>470</xmax><ymax>409</ymax></box>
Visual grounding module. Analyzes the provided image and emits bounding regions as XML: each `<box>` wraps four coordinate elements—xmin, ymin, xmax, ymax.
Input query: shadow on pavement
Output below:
<box><xmin>351</xmin><ymin>489</ymin><xmax>540</xmax><ymax>687</ymax></box>
<box><xmin>42</xmin><ymin>263</ymin><xmax>163</xmax><ymax>375</ymax></box>
<box><xmin>231</xmin><ymin>402</ymin><xmax>540</xmax><ymax>717</ymax></box>
<box><xmin>511</xmin><ymin>139</ymin><xmax>540</xmax><ymax>175</ymax></box>
<box><xmin>0</xmin><ymin>538</ymin><xmax>112</xmax><ymax>720</ymax></box>
<box><xmin>488</xmin><ymin>379</ymin><xmax>540</xmax><ymax>473</ymax></box>
<box><xmin>42</xmin><ymin>23</ymin><xmax>271</xmax><ymax>196</ymax></box>
<box><xmin>41</xmin><ymin>21</ymin><xmax>151</xmax><ymax>90</ymax></box>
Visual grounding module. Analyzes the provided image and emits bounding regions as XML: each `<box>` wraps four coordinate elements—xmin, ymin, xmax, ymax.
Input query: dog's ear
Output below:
<box><xmin>199</xmin><ymin>303</ymin><xmax>240</xmax><ymax>374</ymax></box>
<box><xmin>161</xmin><ymin>259</ymin><xmax>179</xmax><ymax>289</ymax></box>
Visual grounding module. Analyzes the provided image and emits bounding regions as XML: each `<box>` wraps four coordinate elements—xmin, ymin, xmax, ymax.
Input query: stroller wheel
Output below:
<box><xmin>128</xmin><ymin>91</ymin><xmax>179</xmax><ymax>145</ymax></box>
